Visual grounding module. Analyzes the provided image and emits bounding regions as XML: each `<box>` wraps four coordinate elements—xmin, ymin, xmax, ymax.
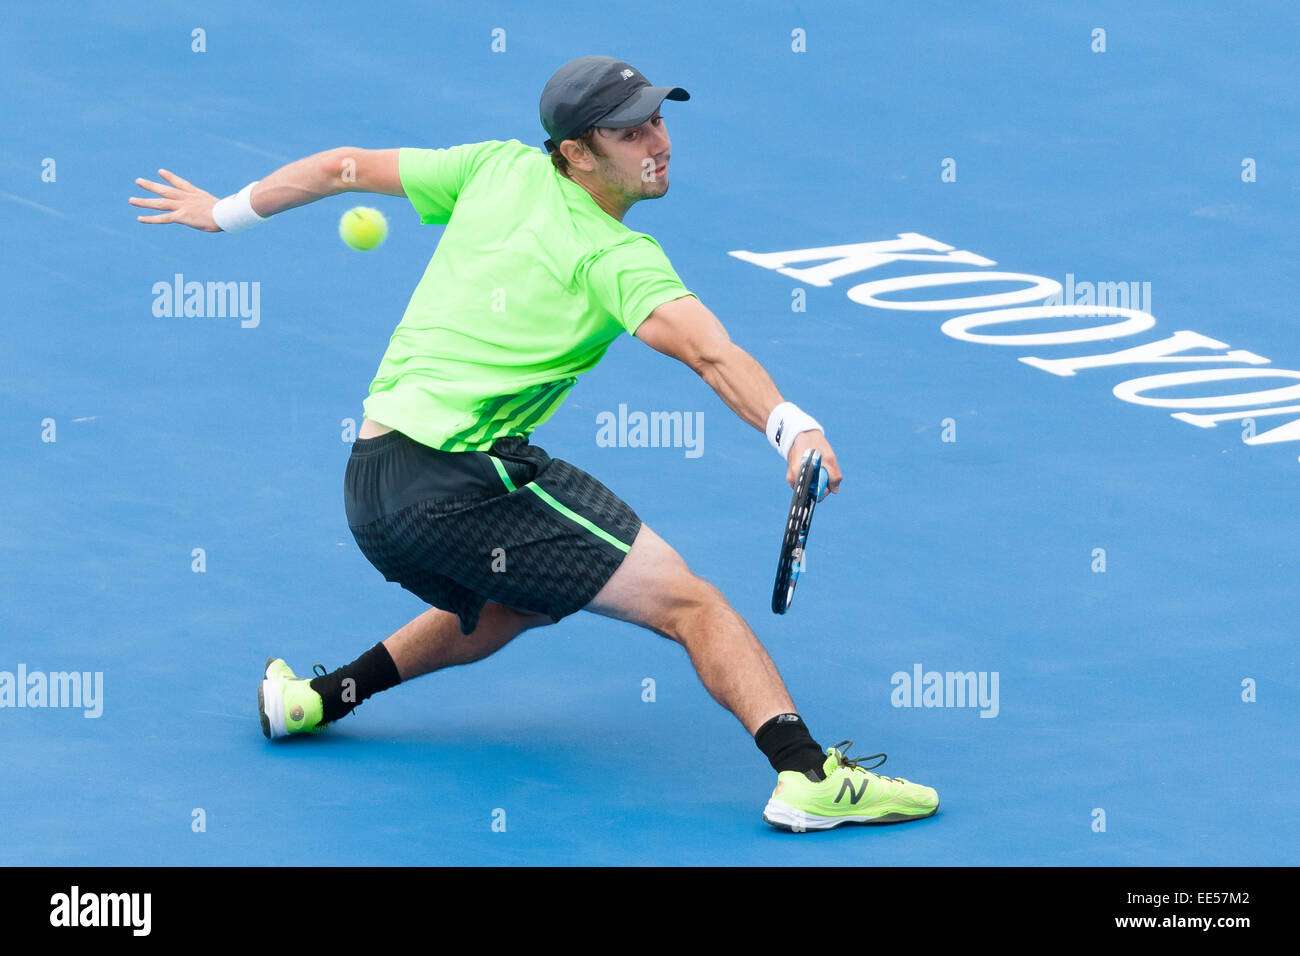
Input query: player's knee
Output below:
<box><xmin>661</xmin><ymin>575</ymin><xmax>732</xmax><ymax>645</ymax></box>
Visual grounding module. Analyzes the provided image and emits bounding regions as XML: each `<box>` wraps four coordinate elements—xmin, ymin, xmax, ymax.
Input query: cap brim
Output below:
<box><xmin>597</xmin><ymin>85</ymin><xmax>690</xmax><ymax>129</ymax></box>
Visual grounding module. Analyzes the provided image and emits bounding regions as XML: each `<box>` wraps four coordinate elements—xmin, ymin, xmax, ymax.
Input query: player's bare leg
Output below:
<box><xmin>584</xmin><ymin>523</ymin><xmax>794</xmax><ymax>734</ymax></box>
<box><xmin>383</xmin><ymin>602</ymin><xmax>554</xmax><ymax>680</ymax></box>
<box><xmin>583</xmin><ymin>523</ymin><xmax>940</xmax><ymax>830</ymax></box>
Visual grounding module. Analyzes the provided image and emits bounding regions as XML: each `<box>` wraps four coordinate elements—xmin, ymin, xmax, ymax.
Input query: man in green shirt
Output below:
<box><xmin>131</xmin><ymin>55</ymin><xmax>939</xmax><ymax>831</ymax></box>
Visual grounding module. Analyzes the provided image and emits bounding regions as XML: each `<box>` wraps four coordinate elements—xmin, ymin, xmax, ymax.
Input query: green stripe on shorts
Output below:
<box><xmin>523</xmin><ymin>482</ymin><xmax>632</xmax><ymax>554</ymax></box>
<box><xmin>488</xmin><ymin>455</ymin><xmax>516</xmax><ymax>492</ymax></box>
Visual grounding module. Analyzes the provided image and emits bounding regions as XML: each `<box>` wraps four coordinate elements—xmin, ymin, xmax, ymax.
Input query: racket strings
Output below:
<box><xmin>773</xmin><ymin>450</ymin><xmax>823</xmax><ymax>613</ymax></box>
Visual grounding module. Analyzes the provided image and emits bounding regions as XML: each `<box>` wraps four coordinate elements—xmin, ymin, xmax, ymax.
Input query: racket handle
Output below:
<box><xmin>802</xmin><ymin>448</ymin><xmax>828</xmax><ymax>502</ymax></box>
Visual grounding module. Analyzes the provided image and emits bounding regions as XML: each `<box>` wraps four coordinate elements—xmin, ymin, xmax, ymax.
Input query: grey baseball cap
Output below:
<box><xmin>540</xmin><ymin>55</ymin><xmax>689</xmax><ymax>153</ymax></box>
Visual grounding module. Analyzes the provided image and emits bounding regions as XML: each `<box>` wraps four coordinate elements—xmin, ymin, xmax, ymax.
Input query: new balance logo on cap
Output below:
<box><xmin>620</xmin><ymin>69</ymin><xmax>634</xmax><ymax>79</ymax></box>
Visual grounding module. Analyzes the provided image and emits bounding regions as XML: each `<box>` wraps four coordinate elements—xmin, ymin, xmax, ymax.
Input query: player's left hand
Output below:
<box><xmin>788</xmin><ymin>430</ymin><xmax>841</xmax><ymax>497</ymax></box>
<box><xmin>130</xmin><ymin>169</ymin><xmax>221</xmax><ymax>231</ymax></box>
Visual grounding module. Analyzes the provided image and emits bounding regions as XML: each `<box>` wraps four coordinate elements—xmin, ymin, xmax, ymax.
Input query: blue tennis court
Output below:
<box><xmin>2</xmin><ymin>0</ymin><xmax>1297</xmax><ymax>866</ymax></box>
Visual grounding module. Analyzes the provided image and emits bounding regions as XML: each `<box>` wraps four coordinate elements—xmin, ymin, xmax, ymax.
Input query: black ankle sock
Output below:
<box><xmin>754</xmin><ymin>713</ymin><xmax>826</xmax><ymax>781</ymax></box>
<box><xmin>310</xmin><ymin>643</ymin><xmax>401</xmax><ymax>723</ymax></box>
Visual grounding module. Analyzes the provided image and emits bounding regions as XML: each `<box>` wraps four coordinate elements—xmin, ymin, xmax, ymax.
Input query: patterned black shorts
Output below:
<box><xmin>344</xmin><ymin>430</ymin><xmax>642</xmax><ymax>634</ymax></box>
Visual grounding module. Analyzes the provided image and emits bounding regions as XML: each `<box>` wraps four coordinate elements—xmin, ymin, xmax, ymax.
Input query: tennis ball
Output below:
<box><xmin>339</xmin><ymin>206</ymin><xmax>388</xmax><ymax>251</ymax></box>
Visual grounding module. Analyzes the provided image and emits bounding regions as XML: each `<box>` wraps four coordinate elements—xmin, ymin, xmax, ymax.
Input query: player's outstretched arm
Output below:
<box><xmin>130</xmin><ymin>147</ymin><xmax>403</xmax><ymax>231</ymax></box>
<box><xmin>635</xmin><ymin>294</ymin><xmax>843</xmax><ymax>493</ymax></box>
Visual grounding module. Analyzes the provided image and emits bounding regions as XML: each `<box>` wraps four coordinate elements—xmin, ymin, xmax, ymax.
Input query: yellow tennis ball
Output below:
<box><xmin>339</xmin><ymin>206</ymin><xmax>388</xmax><ymax>251</ymax></box>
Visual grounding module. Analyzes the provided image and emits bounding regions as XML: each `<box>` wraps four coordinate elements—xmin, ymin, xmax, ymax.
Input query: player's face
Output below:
<box><xmin>593</xmin><ymin>112</ymin><xmax>671</xmax><ymax>200</ymax></box>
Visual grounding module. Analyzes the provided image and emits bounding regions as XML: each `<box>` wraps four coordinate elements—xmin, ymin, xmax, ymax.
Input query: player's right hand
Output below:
<box><xmin>130</xmin><ymin>169</ymin><xmax>221</xmax><ymax>231</ymax></box>
<box><xmin>788</xmin><ymin>430</ymin><xmax>842</xmax><ymax>496</ymax></box>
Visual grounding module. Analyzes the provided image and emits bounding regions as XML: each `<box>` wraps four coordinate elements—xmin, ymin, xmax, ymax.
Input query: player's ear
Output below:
<box><xmin>559</xmin><ymin>138</ymin><xmax>593</xmax><ymax>171</ymax></box>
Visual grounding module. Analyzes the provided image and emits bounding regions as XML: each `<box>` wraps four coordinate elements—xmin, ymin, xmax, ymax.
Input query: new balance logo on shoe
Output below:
<box><xmin>835</xmin><ymin>777</ymin><xmax>869</xmax><ymax>805</ymax></box>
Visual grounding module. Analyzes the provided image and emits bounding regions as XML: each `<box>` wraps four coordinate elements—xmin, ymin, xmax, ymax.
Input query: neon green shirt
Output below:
<box><xmin>363</xmin><ymin>139</ymin><xmax>695</xmax><ymax>451</ymax></box>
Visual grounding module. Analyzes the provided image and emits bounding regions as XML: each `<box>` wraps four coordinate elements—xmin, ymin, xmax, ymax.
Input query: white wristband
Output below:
<box><xmin>766</xmin><ymin>401</ymin><xmax>822</xmax><ymax>462</ymax></box>
<box><xmin>211</xmin><ymin>181</ymin><xmax>268</xmax><ymax>233</ymax></box>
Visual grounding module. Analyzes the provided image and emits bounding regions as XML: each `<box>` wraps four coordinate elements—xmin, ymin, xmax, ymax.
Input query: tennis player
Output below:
<box><xmin>130</xmin><ymin>54</ymin><xmax>938</xmax><ymax>830</ymax></box>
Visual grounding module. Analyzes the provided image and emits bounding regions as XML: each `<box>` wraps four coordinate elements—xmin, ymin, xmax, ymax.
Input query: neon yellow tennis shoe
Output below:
<box><xmin>763</xmin><ymin>741</ymin><xmax>939</xmax><ymax>831</ymax></box>
<box><xmin>257</xmin><ymin>658</ymin><xmax>327</xmax><ymax>739</ymax></box>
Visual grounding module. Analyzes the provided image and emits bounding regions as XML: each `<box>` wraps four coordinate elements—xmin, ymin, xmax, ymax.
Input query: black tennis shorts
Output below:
<box><xmin>344</xmin><ymin>430</ymin><xmax>642</xmax><ymax>634</ymax></box>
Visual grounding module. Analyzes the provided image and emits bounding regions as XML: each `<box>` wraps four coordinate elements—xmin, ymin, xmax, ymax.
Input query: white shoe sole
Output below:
<box><xmin>258</xmin><ymin>662</ymin><xmax>287</xmax><ymax>739</ymax></box>
<box><xmin>763</xmin><ymin>798</ymin><xmax>939</xmax><ymax>831</ymax></box>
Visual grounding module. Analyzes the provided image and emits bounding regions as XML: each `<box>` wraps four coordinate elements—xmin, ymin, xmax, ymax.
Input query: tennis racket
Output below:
<box><xmin>772</xmin><ymin>448</ymin><xmax>829</xmax><ymax>614</ymax></box>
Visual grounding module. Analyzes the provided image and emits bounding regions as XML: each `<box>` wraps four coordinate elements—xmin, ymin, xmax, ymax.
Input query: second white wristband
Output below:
<box><xmin>766</xmin><ymin>401</ymin><xmax>822</xmax><ymax>462</ymax></box>
<box><xmin>211</xmin><ymin>181</ymin><xmax>268</xmax><ymax>233</ymax></box>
